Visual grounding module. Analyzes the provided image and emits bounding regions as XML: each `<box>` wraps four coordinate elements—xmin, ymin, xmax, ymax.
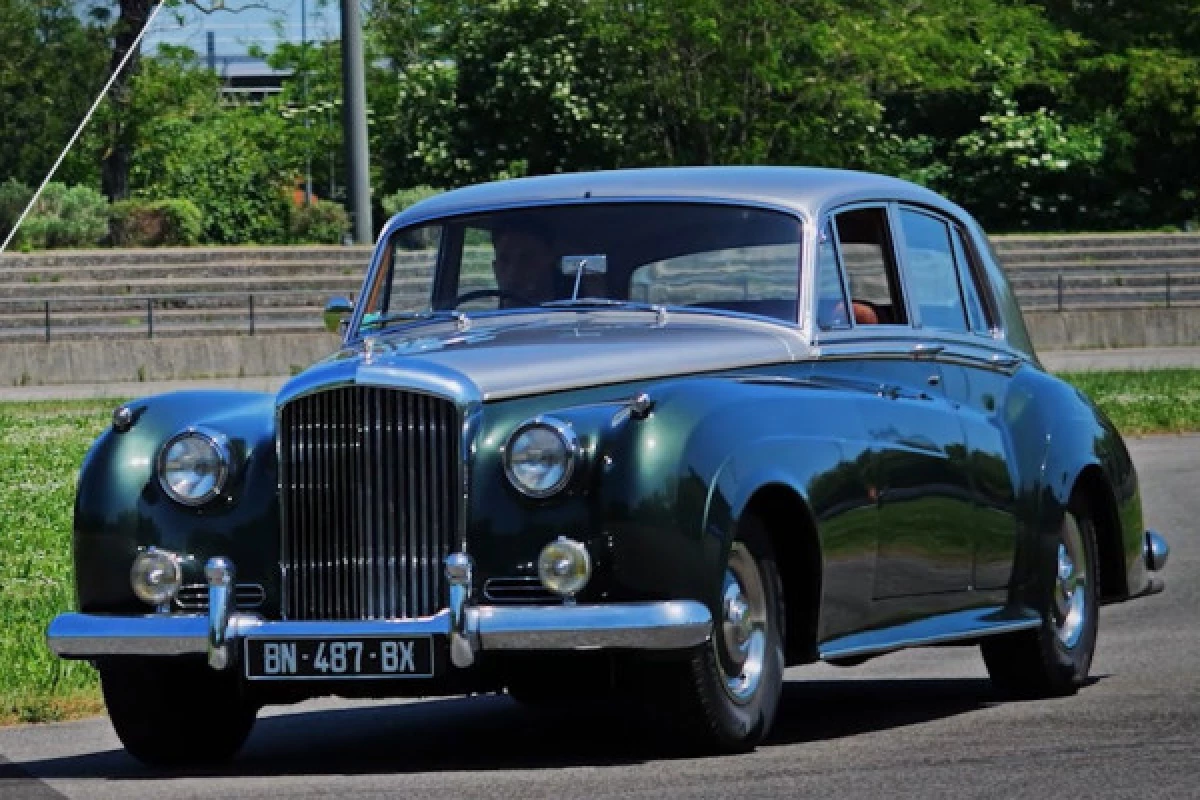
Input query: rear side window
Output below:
<box><xmin>950</xmin><ymin>226</ymin><xmax>989</xmax><ymax>332</ymax></box>
<box><xmin>897</xmin><ymin>209</ymin><xmax>968</xmax><ymax>333</ymax></box>
<box><xmin>833</xmin><ymin>208</ymin><xmax>906</xmax><ymax>325</ymax></box>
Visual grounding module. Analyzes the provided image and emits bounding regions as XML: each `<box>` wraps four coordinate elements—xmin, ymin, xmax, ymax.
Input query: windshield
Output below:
<box><xmin>356</xmin><ymin>203</ymin><xmax>802</xmax><ymax>334</ymax></box>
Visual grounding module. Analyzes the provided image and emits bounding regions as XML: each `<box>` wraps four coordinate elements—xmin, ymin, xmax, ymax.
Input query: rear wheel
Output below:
<box><xmin>100</xmin><ymin>659</ymin><xmax>258</xmax><ymax>767</ymax></box>
<box><xmin>670</xmin><ymin>515</ymin><xmax>786</xmax><ymax>752</ymax></box>
<box><xmin>981</xmin><ymin>496</ymin><xmax>1099</xmax><ymax>697</ymax></box>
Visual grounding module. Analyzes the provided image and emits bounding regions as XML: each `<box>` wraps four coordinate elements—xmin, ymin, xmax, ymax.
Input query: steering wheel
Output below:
<box><xmin>451</xmin><ymin>288</ymin><xmax>533</xmax><ymax>308</ymax></box>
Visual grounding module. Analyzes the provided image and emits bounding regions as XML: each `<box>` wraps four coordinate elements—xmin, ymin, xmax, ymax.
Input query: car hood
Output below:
<box><xmin>286</xmin><ymin>310</ymin><xmax>809</xmax><ymax>403</ymax></box>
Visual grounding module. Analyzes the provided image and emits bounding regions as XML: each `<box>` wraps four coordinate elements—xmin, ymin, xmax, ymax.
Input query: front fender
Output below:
<box><xmin>73</xmin><ymin>390</ymin><xmax>279</xmax><ymax>614</ymax></box>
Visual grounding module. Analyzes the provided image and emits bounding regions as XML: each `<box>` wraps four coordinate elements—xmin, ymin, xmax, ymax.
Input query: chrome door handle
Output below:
<box><xmin>989</xmin><ymin>354</ymin><xmax>1021</xmax><ymax>369</ymax></box>
<box><xmin>911</xmin><ymin>343</ymin><xmax>944</xmax><ymax>360</ymax></box>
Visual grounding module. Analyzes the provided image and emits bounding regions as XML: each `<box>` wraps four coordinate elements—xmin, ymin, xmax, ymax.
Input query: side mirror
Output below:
<box><xmin>323</xmin><ymin>296</ymin><xmax>354</xmax><ymax>334</ymax></box>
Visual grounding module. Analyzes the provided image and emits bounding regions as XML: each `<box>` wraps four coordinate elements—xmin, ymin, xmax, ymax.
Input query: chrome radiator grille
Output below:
<box><xmin>279</xmin><ymin>386</ymin><xmax>460</xmax><ymax>621</ymax></box>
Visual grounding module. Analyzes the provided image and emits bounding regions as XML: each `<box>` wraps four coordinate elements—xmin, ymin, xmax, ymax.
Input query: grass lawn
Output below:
<box><xmin>1</xmin><ymin>368</ymin><xmax>1197</xmax><ymax>725</ymax></box>
<box><xmin>1057</xmin><ymin>369</ymin><xmax>1200</xmax><ymax>435</ymax></box>
<box><xmin>0</xmin><ymin>399</ymin><xmax>122</xmax><ymax>725</ymax></box>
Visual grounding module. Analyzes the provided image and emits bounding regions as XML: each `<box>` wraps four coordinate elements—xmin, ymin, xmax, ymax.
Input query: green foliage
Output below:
<box><xmin>7</xmin><ymin>0</ymin><xmax>1200</xmax><ymax>238</ymax></box>
<box><xmin>940</xmin><ymin>89</ymin><xmax>1110</xmax><ymax>229</ymax></box>
<box><xmin>288</xmin><ymin>199</ymin><xmax>350</xmax><ymax>244</ymax></box>
<box><xmin>109</xmin><ymin>198</ymin><xmax>204</xmax><ymax>246</ymax></box>
<box><xmin>362</xmin><ymin>0</ymin><xmax>1200</xmax><ymax>231</ymax></box>
<box><xmin>381</xmin><ymin>186</ymin><xmax>444</xmax><ymax>217</ymax></box>
<box><xmin>373</xmin><ymin>0</ymin><xmax>631</xmax><ymax>186</ymax></box>
<box><xmin>0</xmin><ymin>178</ymin><xmax>33</xmax><ymax>241</ymax></box>
<box><xmin>0</xmin><ymin>0</ymin><xmax>111</xmax><ymax>188</ymax></box>
<box><xmin>10</xmin><ymin>183</ymin><xmax>110</xmax><ymax>250</ymax></box>
<box><xmin>130</xmin><ymin>106</ymin><xmax>300</xmax><ymax>245</ymax></box>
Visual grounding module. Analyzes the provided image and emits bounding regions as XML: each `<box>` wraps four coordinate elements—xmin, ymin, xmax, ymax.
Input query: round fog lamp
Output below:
<box><xmin>130</xmin><ymin>547</ymin><xmax>182</xmax><ymax>607</ymax></box>
<box><xmin>537</xmin><ymin>537</ymin><xmax>592</xmax><ymax>597</ymax></box>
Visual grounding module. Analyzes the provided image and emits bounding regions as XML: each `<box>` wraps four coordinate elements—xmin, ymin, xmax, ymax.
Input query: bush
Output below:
<box><xmin>110</xmin><ymin>198</ymin><xmax>203</xmax><ymax>246</ymax></box>
<box><xmin>288</xmin><ymin>199</ymin><xmax>350</xmax><ymax>244</ymax></box>
<box><xmin>381</xmin><ymin>186</ymin><xmax>443</xmax><ymax>217</ymax></box>
<box><xmin>0</xmin><ymin>178</ymin><xmax>33</xmax><ymax>241</ymax></box>
<box><xmin>10</xmin><ymin>183</ymin><xmax>109</xmax><ymax>249</ymax></box>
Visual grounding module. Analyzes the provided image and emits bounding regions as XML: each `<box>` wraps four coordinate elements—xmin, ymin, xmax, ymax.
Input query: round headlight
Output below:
<box><xmin>157</xmin><ymin>429</ymin><xmax>230</xmax><ymax>506</ymax></box>
<box><xmin>504</xmin><ymin>417</ymin><xmax>579</xmax><ymax>498</ymax></box>
<box><xmin>537</xmin><ymin>537</ymin><xmax>592</xmax><ymax>597</ymax></box>
<box><xmin>130</xmin><ymin>547</ymin><xmax>182</xmax><ymax>607</ymax></box>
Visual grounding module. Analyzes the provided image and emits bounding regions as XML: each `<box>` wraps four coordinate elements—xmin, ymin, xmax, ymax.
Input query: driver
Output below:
<box><xmin>491</xmin><ymin>219</ymin><xmax>559</xmax><ymax>308</ymax></box>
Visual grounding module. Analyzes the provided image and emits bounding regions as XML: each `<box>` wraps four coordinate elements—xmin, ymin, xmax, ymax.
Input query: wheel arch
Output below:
<box><xmin>739</xmin><ymin>483</ymin><xmax>823</xmax><ymax>666</ymax></box>
<box><xmin>1071</xmin><ymin>464</ymin><xmax>1128</xmax><ymax>601</ymax></box>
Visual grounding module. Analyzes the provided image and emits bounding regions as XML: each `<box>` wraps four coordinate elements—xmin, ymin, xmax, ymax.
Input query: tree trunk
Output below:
<box><xmin>101</xmin><ymin>0</ymin><xmax>153</xmax><ymax>202</ymax></box>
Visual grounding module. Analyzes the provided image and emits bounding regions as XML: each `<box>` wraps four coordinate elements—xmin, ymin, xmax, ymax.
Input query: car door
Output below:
<box><xmin>812</xmin><ymin>205</ymin><xmax>976</xmax><ymax>601</ymax></box>
<box><xmin>925</xmin><ymin>219</ymin><xmax>1021</xmax><ymax>591</ymax></box>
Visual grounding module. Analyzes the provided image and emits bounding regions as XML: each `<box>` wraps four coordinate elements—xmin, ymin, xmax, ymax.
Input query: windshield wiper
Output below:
<box><xmin>358</xmin><ymin>309</ymin><xmax>470</xmax><ymax>332</ymax></box>
<box><xmin>539</xmin><ymin>298</ymin><xmax>670</xmax><ymax>324</ymax></box>
<box><xmin>539</xmin><ymin>298</ymin><xmax>655</xmax><ymax>310</ymax></box>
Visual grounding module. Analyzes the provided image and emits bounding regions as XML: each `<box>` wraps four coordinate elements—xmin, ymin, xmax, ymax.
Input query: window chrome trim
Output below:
<box><xmin>350</xmin><ymin>197</ymin><xmax>814</xmax><ymax>346</ymax></box>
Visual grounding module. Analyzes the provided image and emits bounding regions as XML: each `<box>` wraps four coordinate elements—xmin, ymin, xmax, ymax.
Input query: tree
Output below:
<box><xmin>0</xmin><ymin>0</ymin><xmax>110</xmax><ymax>187</ymax></box>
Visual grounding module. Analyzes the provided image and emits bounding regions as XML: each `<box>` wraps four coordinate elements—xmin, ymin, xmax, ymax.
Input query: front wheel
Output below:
<box><xmin>100</xmin><ymin>659</ymin><xmax>258</xmax><ymax>767</ymax></box>
<box><xmin>671</xmin><ymin>515</ymin><xmax>786</xmax><ymax>752</ymax></box>
<box><xmin>981</xmin><ymin>496</ymin><xmax>1099</xmax><ymax>697</ymax></box>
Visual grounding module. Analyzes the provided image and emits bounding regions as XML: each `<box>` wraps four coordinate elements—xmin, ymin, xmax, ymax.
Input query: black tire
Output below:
<box><xmin>100</xmin><ymin>658</ymin><xmax>258</xmax><ymax>768</ymax></box>
<box><xmin>671</xmin><ymin>514</ymin><xmax>786</xmax><ymax>753</ymax></box>
<box><xmin>981</xmin><ymin>494</ymin><xmax>1100</xmax><ymax>698</ymax></box>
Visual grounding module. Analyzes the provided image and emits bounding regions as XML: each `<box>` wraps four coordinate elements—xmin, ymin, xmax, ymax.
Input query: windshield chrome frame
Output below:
<box><xmin>343</xmin><ymin>196</ymin><xmax>813</xmax><ymax>346</ymax></box>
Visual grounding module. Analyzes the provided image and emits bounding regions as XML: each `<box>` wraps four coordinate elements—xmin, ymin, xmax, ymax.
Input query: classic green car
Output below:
<box><xmin>47</xmin><ymin>167</ymin><xmax>1169</xmax><ymax>765</ymax></box>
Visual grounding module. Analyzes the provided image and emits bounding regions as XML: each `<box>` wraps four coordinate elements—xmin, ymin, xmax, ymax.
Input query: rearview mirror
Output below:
<box><xmin>559</xmin><ymin>254</ymin><xmax>608</xmax><ymax>276</ymax></box>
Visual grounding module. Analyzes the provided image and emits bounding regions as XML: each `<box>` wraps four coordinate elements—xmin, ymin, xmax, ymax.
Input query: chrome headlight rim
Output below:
<box><xmin>156</xmin><ymin>427</ymin><xmax>231</xmax><ymax>507</ymax></box>
<box><xmin>503</xmin><ymin>416</ymin><xmax>580</xmax><ymax>499</ymax></box>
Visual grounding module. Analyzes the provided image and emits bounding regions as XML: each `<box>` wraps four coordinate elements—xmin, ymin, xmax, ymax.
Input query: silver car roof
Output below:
<box><xmin>385</xmin><ymin>166</ymin><xmax>971</xmax><ymax>231</ymax></box>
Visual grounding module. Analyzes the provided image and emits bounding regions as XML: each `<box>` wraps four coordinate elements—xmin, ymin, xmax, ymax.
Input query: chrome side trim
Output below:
<box><xmin>1145</xmin><ymin>530</ymin><xmax>1169</xmax><ymax>572</ymax></box>
<box><xmin>46</xmin><ymin>600</ymin><xmax>713</xmax><ymax>661</ymax></box>
<box><xmin>818</xmin><ymin>606</ymin><xmax>1042</xmax><ymax>661</ymax></box>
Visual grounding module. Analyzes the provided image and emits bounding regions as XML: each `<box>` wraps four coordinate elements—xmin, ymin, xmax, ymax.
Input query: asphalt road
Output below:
<box><xmin>1</xmin><ymin>435</ymin><xmax>1196</xmax><ymax>799</ymax></box>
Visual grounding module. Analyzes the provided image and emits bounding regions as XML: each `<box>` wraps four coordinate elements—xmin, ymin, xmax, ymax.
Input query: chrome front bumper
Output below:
<box><xmin>46</xmin><ymin>553</ymin><xmax>713</xmax><ymax>671</ymax></box>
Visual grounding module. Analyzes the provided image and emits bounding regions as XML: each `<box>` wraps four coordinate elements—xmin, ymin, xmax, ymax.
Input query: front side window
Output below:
<box><xmin>897</xmin><ymin>209</ymin><xmax>968</xmax><ymax>334</ymax></box>
<box><xmin>355</xmin><ymin>203</ymin><xmax>803</xmax><ymax>334</ymax></box>
<box><xmin>816</xmin><ymin>220</ymin><xmax>850</xmax><ymax>330</ymax></box>
<box><xmin>833</xmin><ymin>207</ymin><xmax>907</xmax><ymax>325</ymax></box>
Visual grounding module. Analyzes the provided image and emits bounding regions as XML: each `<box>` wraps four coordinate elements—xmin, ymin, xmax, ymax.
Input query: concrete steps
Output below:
<box><xmin>1</xmin><ymin>233</ymin><xmax>1198</xmax><ymax>341</ymax></box>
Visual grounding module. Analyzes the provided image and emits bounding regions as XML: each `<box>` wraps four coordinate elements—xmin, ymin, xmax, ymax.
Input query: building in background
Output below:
<box><xmin>145</xmin><ymin>3</ymin><xmax>337</xmax><ymax>104</ymax></box>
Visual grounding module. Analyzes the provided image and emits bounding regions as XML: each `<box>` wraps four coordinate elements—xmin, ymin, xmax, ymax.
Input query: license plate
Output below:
<box><xmin>244</xmin><ymin>636</ymin><xmax>434</xmax><ymax>680</ymax></box>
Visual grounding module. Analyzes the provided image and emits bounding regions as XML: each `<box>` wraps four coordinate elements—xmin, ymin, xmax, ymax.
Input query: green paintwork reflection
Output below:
<box><xmin>68</xmin><ymin>335</ymin><xmax>1150</xmax><ymax>655</ymax></box>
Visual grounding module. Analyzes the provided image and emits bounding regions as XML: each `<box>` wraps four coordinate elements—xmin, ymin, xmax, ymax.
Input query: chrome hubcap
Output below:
<box><xmin>1053</xmin><ymin>513</ymin><xmax>1088</xmax><ymax>649</ymax></box>
<box><xmin>716</xmin><ymin>543</ymin><xmax>768</xmax><ymax>704</ymax></box>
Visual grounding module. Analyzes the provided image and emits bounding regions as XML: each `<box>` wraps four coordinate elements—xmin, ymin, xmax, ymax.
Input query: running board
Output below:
<box><xmin>819</xmin><ymin>606</ymin><xmax>1042</xmax><ymax>662</ymax></box>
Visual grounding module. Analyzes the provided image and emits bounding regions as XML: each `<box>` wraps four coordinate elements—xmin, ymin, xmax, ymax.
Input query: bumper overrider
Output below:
<box><xmin>46</xmin><ymin>554</ymin><xmax>714</xmax><ymax>673</ymax></box>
